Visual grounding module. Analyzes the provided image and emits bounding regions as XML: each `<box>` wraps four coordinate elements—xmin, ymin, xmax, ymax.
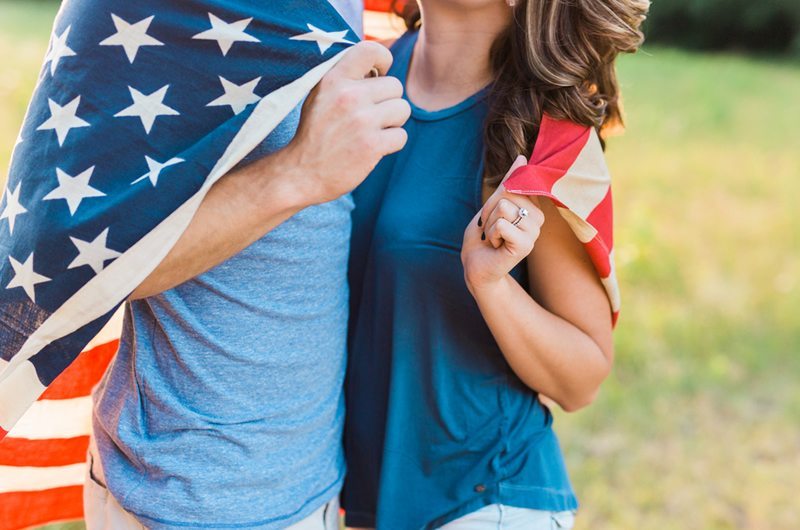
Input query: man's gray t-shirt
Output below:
<box><xmin>92</xmin><ymin>3</ymin><xmax>362</xmax><ymax>528</ymax></box>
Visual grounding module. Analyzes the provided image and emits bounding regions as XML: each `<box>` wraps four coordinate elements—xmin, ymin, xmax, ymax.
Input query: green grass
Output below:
<box><xmin>558</xmin><ymin>47</ymin><xmax>800</xmax><ymax>530</ymax></box>
<box><xmin>2</xmin><ymin>1</ymin><xmax>799</xmax><ymax>529</ymax></box>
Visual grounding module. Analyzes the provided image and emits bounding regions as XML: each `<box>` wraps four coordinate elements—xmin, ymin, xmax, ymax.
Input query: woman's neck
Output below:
<box><xmin>406</xmin><ymin>2</ymin><xmax>511</xmax><ymax>111</ymax></box>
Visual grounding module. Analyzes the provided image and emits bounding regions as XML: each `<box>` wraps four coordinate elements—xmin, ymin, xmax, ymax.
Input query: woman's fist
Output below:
<box><xmin>462</xmin><ymin>155</ymin><xmax>545</xmax><ymax>291</ymax></box>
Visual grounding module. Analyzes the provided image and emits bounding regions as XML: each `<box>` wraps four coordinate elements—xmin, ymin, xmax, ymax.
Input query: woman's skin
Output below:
<box><xmin>349</xmin><ymin>1</ymin><xmax>613</xmax><ymax>526</ymax></box>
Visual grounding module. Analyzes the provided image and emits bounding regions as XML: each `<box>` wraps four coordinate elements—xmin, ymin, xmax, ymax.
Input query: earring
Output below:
<box><xmin>506</xmin><ymin>0</ymin><xmax>517</xmax><ymax>6</ymax></box>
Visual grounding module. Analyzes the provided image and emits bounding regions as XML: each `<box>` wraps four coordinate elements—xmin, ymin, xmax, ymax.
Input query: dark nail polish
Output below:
<box><xmin>481</xmin><ymin>232</ymin><xmax>486</xmax><ymax>241</ymax></box>
<box><xmin>477</xmin><ymin>217</ymin><xmax>482</xmax><ymax>227</ymax></box>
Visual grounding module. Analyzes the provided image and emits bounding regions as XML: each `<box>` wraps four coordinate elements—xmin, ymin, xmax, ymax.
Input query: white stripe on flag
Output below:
<box><xmin>0</xmin><ymin>462</ymin><xmax>85</xmax><ymax>493</ymax></box>
<box><xmin>556</xmin><ymin>206</ymin><xmax>598</xmax><ymax>243</ymax></box>
<box><xmin>602</xmin><ymin>250</ymin><xmax>622</xmax><ymax>313</ymax></box>
<box><xmin>551</xmin><ymin>128</ymin><xmax>611</xmax><ymax>220</ymax></box>
<box><xmin>7</xmin><ymin>396</ymin><xmax>92</xmax><ymax>440</ymax></box>
<box><xmin>0</xmin><ymin>359</ymin><xmax>46</xmax><ymax>433</ymax></box>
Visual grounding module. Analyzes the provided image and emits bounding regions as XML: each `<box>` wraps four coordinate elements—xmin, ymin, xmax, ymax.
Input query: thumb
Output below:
<box><xmin>480</xmin><ymin>154</ymin><xmax>528</xmax><ymax>225</ymax></box>
<box><xmin>500</xmin><ymin>154</ymin><xmax>529</xmax><ymax>187</ymax></box>
<box><xmin>464</xmin><ymin>209</ymin><xmax>482</xmax><ymax>241</ymax></box>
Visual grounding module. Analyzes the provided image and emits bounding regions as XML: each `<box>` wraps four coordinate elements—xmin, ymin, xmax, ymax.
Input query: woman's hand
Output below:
<box><xmin>461</xmin><ymin>155</ymin><xmax>545</xmax><ymax>293</ymax></box>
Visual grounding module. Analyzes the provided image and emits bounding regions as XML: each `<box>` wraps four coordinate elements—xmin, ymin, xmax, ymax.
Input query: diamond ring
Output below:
<box><xmin>511</xmin><ymin>207</ymin><xmax>528</xmax><ymax>227</ymax></box>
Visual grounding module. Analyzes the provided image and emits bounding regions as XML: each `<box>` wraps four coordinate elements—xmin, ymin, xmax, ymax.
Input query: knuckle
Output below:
<box><xmin>319</xmin><ymin>73</ymin><xmax>340</xmax><ymax>92</ymax></box>
<box><xmin>352</xmin><ymin>41</ymin><xmax>376</xmax><ymax>56</ymax></box>
<box><xmin>374</xmin><ymin>41</ymin><xmax>393</xmax><ymax>60</ymax></box>
<box><xmin>335</xmin><ymin>87</ymin><xmax>359</xmax><ymax>109</ymax></box>
<box><xmin>386</xmin><ymin>77</ymin><xmax>404</xmax><ymax>97</ymax></box>
<box><xmin>498</xmin><ymin>199</ymin><xmax>516</xmax><ymax>216</ymax></box>
<box><xmin>385</xmin><ymin>131</ymin><xmax>407</xmax><ymax>154</ymax></box>
<box><xmin>395</xmin><ymin>128</ymin><xmax>409</xmax><ymax>147</ymax></box>
<box><xmin>398</xmin><ymin>98</ymin><xmax>411</xmax><ymax>118</ymax></box>
<box><xmin>390</xmin><ymin>102</ymin><xmax>411</xmax><ymax>127</ymax></box>
<box><xmin>359</xmin><ymin>133</ymin><xmax>379</xmax><ymax>153</ymax></box>
<box><xmin>361</xmin><ymin>40</ymin><xmax>391</xmax><ymax>62</ymax></box>
<box><xmin>359</xmin><ymin>40</ymin><xmax>382</xmax><ymax>53</ymax></box>
<box><xmin>352</xmin><ymin>110</ymin><xmax>372</xmax><ymax>130</ymax></box>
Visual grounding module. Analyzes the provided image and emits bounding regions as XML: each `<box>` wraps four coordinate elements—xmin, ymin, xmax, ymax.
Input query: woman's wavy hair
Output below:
<box><xmin>392</xmin><ymin>0</ymin><xmax>650</xmax><ymax>185</ymax></box>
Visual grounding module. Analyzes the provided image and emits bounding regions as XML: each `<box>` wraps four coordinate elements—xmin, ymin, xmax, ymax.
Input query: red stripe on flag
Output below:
<box><xmin>504</xmin><ymin>115</ymin><xmax>592</xmax><ymax>194</ymax></box>
<box><xmin>364</xmin><ymin>0</ymin><xmax>397</xmax><ymax>12</ymax></box>
<box><xmin>530</xmin><ymin>115</ymin><xmax>591</xmax><ymax>169</ymax></box>
<box><xmin>585</xmin><ymin>237</ymin><xmax>613</xmax><ymax>279</ymax></box>
<box><xmin>587</xmin><ymin>186</ymin><xmax>614</xmax><ymax>251</ymax></box>
<box><xmin>0</xmin><ymin>486</ymin><xmax>83</xmax><ymax>530</ymax></box>
<box><xmin>41</xmin><ymin>340</ymin><xmax>118</xmax><ymax>400</ymax></box>
<box><xmin>0</xmin><ymin>436</ymin><xmax>89</xmax><ymax>467</ymax></box>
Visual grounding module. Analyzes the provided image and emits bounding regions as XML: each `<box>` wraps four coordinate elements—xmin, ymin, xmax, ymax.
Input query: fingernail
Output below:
<box><xmin>481</xmin><ymin>232</ymin><xmax>486</xmax><ymax>241</ymax></box>
<box><xmin>477</xmin><ymin>217</ymin><xmax>482</xmax><ymax>227</ymax></box>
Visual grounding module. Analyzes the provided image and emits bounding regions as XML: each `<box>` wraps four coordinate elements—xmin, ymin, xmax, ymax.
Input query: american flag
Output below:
<box><xmin>0</xmin><ymin>0</ymin><xmax>361</xmax><ymax>526</ymax></box>
<box><xmin>0</xmin><ymin>2</ymin><xmax>618</xmax><ymax>528</ymax></box>
<box><xmin>504</xmin><ymin>114</ymin><xmax>621</xmax><ymax>325</ymax></box>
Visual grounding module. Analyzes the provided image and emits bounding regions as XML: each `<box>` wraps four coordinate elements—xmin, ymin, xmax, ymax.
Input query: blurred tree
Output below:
<box><xmin>644</xmin><ymin>0</ymin><xmax>800</xmax><ymax>54</ymax></box>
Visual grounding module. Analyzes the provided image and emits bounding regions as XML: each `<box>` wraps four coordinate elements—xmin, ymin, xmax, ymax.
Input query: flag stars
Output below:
<box><xmin>114</xmin><ymin>85</ymin><xmax>179</xmax><ymax>134</ymax></box>
<box><xmin>131</xmin><ymin>155</ymin><xmax>185</xmax><ymax>186</ymax></box>
<box><xmin>207</xmin><ymin>76</ymin><xmax>261</xmax><ymax>115</ymax></box>
<box><xmin>6</xmin><ymin>253</ymin><xmax>51</xmax><ymax>304</ymax></box>
<box><xmin>192</xmin><ymin>13</ymin><xmax>260</xmax><ymax>56</ymax></box>
<box><xmin>36</xmin><ymin>96</ymin><xmax>90</xmax><ymax>147</ymax></box>
<box><xmin>290</xmin><ymin>24</ymin><xmax>353</xmax><ymax>54</ymax></box>
<box><xmin>100</xmin><ymin>14</ymin><xmax>164</xmax><ymax>64</ymax></box>
<box><xmin>0</xmin><ymin>182</ymin><xmax>28</xmax><ymax>235</ymax></box>
<box><xmin>43</xmin><ymin>25</ymin><xmax>77</xmax><ymax>76</ymax></box>
<box><xmin>68</xmin><ymin>228</ymin><xmax>122</xmax><ymax>274</ymax></box>
<box><xmin>43</xmin><ymin>166</ymin><xmax>106</xmax><ymax>215</ymax></box>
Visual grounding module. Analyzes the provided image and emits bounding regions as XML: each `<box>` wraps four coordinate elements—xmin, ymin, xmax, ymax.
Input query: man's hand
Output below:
<box><xmin>283</xmin><ymin>41</ymin><xmax>411</xmax><ymax>205</ymax></box>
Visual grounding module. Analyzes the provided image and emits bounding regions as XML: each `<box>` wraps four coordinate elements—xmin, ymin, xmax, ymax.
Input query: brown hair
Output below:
<box><xmin>392</xmin><ymin>0</ymin><xmax>649</xmax><ymax>185</ymax></box>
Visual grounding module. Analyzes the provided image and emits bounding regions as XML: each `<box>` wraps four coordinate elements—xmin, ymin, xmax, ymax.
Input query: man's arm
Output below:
<box><xmin>130</xmin><ymin>42</ymin><xmax>410</xmax><ymax>300</ymax></box>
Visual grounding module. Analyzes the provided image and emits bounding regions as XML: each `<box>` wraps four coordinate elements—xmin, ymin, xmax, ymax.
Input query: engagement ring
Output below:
<box><xmin>511</xmin><ymin>207</ymin><xmax>529</xmax><ymax>227</ymax></box>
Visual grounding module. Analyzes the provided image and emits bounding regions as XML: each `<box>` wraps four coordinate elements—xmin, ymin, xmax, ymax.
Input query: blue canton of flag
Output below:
<box><xmin>0</xmin><ymin>0</ymin><xmax>358</xmax><ymax>437</ymax></box>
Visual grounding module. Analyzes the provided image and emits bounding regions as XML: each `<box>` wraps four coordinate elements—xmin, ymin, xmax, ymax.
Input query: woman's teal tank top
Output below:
<box><xmin>344</xmin><ymin>30</ymin><xmax>578</xmax><ymax>530</ymax></box>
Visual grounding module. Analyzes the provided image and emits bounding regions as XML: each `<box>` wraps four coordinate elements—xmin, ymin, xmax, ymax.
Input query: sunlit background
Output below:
<box><xmin>1</xmin><ymin>1</ymin><xmax>798</xmax><ymax>529</ymax></box>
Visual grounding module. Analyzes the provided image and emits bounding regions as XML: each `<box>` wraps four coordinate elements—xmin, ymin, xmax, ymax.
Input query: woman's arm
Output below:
<box><xmin>462</xmin><ymin>158</ymin><xmax>613</xmax><ymax>412</ymax></box>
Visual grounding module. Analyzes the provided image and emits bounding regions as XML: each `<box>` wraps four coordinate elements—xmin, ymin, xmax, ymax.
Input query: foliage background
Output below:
<box><xmin>644</xmin><ymin>0</ymin><xmax>800</xmax><ymax>54</ymax></box>
<box><xmin>1</xmin><ymin>1</ymin><xmax>799</xmax><ymax>529</ymax></box>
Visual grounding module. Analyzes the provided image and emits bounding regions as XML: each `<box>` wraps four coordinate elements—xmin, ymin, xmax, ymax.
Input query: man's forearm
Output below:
<box><xmin>129</xmin><ymin>148</ymin><xmax>306</xmax><ymax>300</ymax></box>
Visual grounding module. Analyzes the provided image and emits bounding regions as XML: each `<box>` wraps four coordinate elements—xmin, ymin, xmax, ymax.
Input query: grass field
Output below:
<box><xmin>1</xmin><ymin>1</ymin><xmax>799</xmax><ymax>529</ymax></box>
